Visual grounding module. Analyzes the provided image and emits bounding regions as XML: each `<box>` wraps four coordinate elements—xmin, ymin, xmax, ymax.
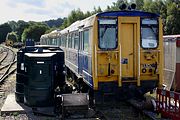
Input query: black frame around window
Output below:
<box><xmin>98</xmin><ymin>18</ymin><xmax>118</xmax><ymax>50</ymax></box>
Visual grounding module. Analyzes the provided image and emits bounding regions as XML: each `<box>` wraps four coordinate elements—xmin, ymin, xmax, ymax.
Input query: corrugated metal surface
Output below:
<box><xmin>163</xmin><ymin>41</ymin><xmax>176</xmax><ymax>90</ymax></box>
<box><xmin>176</xmin><ymin>47</ymin><xmax>180</xmax><ymax>63</ymax></box>
<box><xmin>175</xmin><ymin>63</ymin><xmax>180</xmax><ymax>91</ymax></box>
<box><xmin>163</xmin><ymin>35</ymin><xmax>180</xmax><ymax>91</ymax></box>
<box><xmin>177</xmin><ymin>40</ymin><xmax>180</xmax><ymax>47</ymax></box>
<box><xmin>175</xmin><ymin>48</ymin><xmax>180</xmax><ymax>91</ymax></box>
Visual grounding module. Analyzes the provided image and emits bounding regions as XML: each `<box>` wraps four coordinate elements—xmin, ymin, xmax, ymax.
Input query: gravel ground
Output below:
<box><xmin>0</xmin><ymin>46</ymin><xmax>151</xmax><ymax>120</ymax></box>
<box><xmin>0</xmin><ymin>72</ymin><xmax>151</xmax><ymax>120</ymax></box>
<box><xmin>0</xmin><ymin>73</ymin><xmax>56</xmax><ymax>120</ymax></box>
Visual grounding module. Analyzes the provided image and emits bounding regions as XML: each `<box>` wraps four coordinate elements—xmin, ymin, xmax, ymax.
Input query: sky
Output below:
<box><xmin>0</xmin><ymin>0</ymin><xmax>117</xmax><ymax>24</ymax></box>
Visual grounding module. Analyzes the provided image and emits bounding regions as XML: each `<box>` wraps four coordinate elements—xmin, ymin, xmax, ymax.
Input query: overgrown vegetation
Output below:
<box><xmin>6</xmin><ymin>32</ymin><xmax>18</xmax><ymax>42</ymax></box>
<box><xmin>0</xmin><ymin>0</ymin><xmax>179</xmax><ymax>44</ymax></box>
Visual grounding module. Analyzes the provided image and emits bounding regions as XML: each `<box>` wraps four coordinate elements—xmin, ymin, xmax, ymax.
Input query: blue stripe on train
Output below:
<box><xmin>97</xmin><ymin>10</ymin><xmax>159</xmax><ymax>17</ymax></box>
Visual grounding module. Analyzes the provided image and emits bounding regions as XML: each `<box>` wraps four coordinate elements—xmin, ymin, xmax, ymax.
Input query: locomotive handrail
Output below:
<box><xmin>119</xmin><ymin>43</ymin><xmax>122</xmax><ymax>87</ymax></box>
<box><xmin>137</xmin><ymin>44</ymin><xmax>140</xmax><ymax>86</ymax></box>
<box><xmin>156</xmin><ymin>88</ymin><xmax>180</xmax><ymax>120</ymax></box>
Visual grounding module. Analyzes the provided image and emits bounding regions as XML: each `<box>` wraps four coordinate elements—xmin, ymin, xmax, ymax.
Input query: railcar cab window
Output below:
<box><xmin>141</xmin><ymin>18</ymin><xmax>158</xmax><ymax>49</ymax></box>
<box><xmin>98</xmin><ymin>19</ymin><xmax>117</xmax><ymax>50</ymax></box>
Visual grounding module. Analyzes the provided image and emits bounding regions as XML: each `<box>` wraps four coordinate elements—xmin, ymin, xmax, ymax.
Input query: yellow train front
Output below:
<box><xmin>89</xmin><ymin>10</ymin><xmax>164</xmax><ymax>102</ymax></box>
<box><xmin>40</xmin><ymin>8</ymin><xmax>164</xmax><ymax>103</ymax></box>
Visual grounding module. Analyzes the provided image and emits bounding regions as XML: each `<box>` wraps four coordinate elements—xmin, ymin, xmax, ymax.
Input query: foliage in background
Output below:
<box><xmin>6</xmin><ymin>32</ymin><xmax>18</xmax><ymax>42</ymax></box>
<box><xmin>0</xmin><ymin>23</ymin><xmax>12</xmax><ymax>43</ymax></box>
<box><xmin>44</xmin><ymin>18</ymin><xmax>64</xmax><ymax>28</ymax></box>
<box><xmin>60</xmin><ymin>0</ymin><xmax>180</xmax><ymax>35</ymax></box>
<box><xmin>0</xmin><ymin>0</ymin><xmax>180</xmax><ymax>44</ymax></box>
<box><xmin>21</xmin><ymin>23</ymin><xmax>49</xmax><ymax>42</ymax></box>
<box><xmin>165</xmin><ymin>1</ymin><xmax>180</xmax><ymax>34</ymax></box>
<box><xmin>60</xmin><ymin>7</ymin><xmax>102</xmax><ymax>29</ymax></box>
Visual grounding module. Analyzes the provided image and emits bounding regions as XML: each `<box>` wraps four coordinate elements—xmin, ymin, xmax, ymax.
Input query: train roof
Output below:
<box><xmin>40</xmin><ymin>30</ymin><xmax>60</xmax><ymax>39</ymax></box>
<box><xmin>97</xmin><ymin>10</ymin><xmax>159</xmax><ymax>18</ymax></box>
<box><xmin>43</xmin><ymin>10</ymin><xmax>160</xmax><ymax>37</ymax></box>
<box><xmin>60</xmin><ymin>14</ymin><xmax>96</xmax><ymax>34</ymax></box>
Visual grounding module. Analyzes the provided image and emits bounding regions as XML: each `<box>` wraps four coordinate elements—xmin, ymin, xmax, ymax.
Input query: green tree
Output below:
<box><xmin>84</xmin><ymin>11</ymin><xmax>92</xmax><ymax>18</ymax></box>
<box><xmin>16</xmin><ymin>20</ymin><xmax>30</xmax><ymax>42</ymax></box>
<box><xmin>8</xmin><ymin>21</ymin><xmax>18</xmax><ymax>32</ymax></box>
<box><xmin>60</xmin><ymin>9</ymin><xmax>86</xmax><ymax>29</ymax></box>
<box><xmin>165</xmin><ymin>1</ymin><xmax>180</xmax><ymax>34</ymax></box>
<box><xmin>21</xmin><ymin>23</ymin><xmax>49</xmax><ymax>42</ymax></box>
<box><xmin>60</xmin><ymin>18</ymin><xmax>68</xmax><ymax>29</ymax></box>
<box><xmin>91</xmin><ymin>6</ymin><xmax>102</xmax><ymax>14</ymax></box>
<box><xmin>45</xmin><ymin>27</ymin><xmax>58</xmax><ymax>34</ymax></box>
<box><xmin>6</xmin><ymin>32</ymin><xmax>18</xmax><ymax>42</ymax></box>
<box><xmin>135</xmin><ymin>0</ymin><xmax>144</xmax><ymax>10</ymax></box>
<box><xmin>0</xmin><ymin>23</ymin><xmax>12</xmax><ymax>43</ymax></box>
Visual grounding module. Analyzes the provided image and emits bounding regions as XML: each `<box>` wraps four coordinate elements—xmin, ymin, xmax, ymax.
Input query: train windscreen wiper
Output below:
<box><xmin>148</xmin><ymin>25</ymin><xmax>157</xmax><ymax>37</ymax></box>
<box><xmin>100</xmin><ymin>27</ymin><xmax>108</xmax><ymax>39</ymax></box>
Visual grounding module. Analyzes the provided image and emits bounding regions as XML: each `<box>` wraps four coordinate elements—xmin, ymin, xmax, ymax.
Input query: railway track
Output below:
<box><xmin>0</xmin><ymin>45</ymin><xmax>17</xmax><ymax>84</ymax></box>
<box><xmin>50</xmin><ymin>95</ymin><xmax>158</xmax><ymax>120</ymax></box>
<box><xmin>0</xmin><ymin>46</ymin><xmax>167</xmax><ymax>120</ymax></box>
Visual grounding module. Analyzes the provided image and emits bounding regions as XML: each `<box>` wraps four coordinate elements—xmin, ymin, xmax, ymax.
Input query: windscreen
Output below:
<box><xmin>98</xmin><ymin>19</ymin><xmax>117</xmax><ymax>50</ymax></box>
<box><xmin>141</xmin><ymin>19</ymin><xmax>158</xmax><ymax>49</ymax></box>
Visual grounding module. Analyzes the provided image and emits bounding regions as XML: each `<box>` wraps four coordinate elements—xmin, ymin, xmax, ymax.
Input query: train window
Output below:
<box><xmin>52</xmin><ymin>38</ymin><xmax>56</xmax><ymax>45</ymax></box>
<box><xmin>61</xmin><ymin>35</ymin><xmax>67</xmax><ymax>47</ymax></box>
<box><xmin>141</xmin><ymin>19</ymin><xmax>158</xmax><ymax>49</ymax></box>
<box><xmin>98</xmin><ymin>19</ymin><xmax>117</xmax><ymax>50</ymax></box>
<box><xmin>68</xmin><ymin>34</ymin><xmax>72</xmax><ymax>48</ymax></box>
<box><xmin>79</xmin><ymin>31</ymin><xmax>83</xmax><ymax>50</ymax></box>
<box><xmin>74</xmin><ymin>32</ymin><xmax>79</xmax><ymax>50</ymax></box>
<box><xmin>72</xmin><ymin>33</ymin><xmax>75</xmax><ymax>49</ymax></box>
<box><xmin>83</xmin><ymin>30</ymin><xmax>89</xmax><ymax>52</ymax></box>
<box><xmin>57</xmin><ymin>38</ymin><xmax>61</xmax><ymax>46</ymax></box>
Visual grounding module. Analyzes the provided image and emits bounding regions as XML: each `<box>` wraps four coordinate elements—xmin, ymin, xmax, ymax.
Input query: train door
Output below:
<box><xmin>119</xmin><ymin>17</ymin><xmax>139</xmax><ymax>81</ymax></box>
<box><xmin>78</xmin><ymin>31</ymin><xmax>83</xmax><ymax>74</ymax></box>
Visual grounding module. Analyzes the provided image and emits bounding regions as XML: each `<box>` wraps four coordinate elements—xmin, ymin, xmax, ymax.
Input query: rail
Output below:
<box><xmin>0</xmin><ymin>60</ymin><xmax>17</xmax><ymax>84</ymax></box>
<box><xmin>0</xmin><ymin>46</ymin><xmax>17</xmax><ymax>84</ymax></box>
<box><xmin>0</xmin><ymin>51</ymin><xmax>8</xmax><ymax>64</ymax></box>
<box><xmin>156</xmin><ymin>88</ymin><xmax>180</xmax><ymax>120</ymax></box>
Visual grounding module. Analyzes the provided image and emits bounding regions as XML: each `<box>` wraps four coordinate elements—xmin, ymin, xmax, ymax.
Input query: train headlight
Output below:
<box><xmin>142</xmin><ymin>68</ymin><xmax>146</xmax><ymax>73</ymax></box>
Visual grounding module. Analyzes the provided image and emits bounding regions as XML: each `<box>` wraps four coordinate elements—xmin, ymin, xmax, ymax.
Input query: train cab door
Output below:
<box><xmin>118</xmin><ymin>17</ymin><xmax>139</xmax><ymax>81</ymax></box>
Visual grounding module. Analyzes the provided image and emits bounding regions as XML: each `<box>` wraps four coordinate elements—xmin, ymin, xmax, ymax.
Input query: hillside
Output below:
<box><xmin>44</xmin><ymin>18</ymin><xmax>64</xmax><ymax>28</ymax></box>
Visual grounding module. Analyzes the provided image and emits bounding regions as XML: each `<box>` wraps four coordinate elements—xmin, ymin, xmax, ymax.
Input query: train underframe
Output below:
<box><xmin>64</xmin><ymin>67</ymin><xmax>158</xmax><ymax>106</ymax></box>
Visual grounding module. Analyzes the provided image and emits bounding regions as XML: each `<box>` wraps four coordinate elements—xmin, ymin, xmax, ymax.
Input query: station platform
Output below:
<box><xmin>0</xmin><ymin>93</ymin><xmax>54</xmax><ymax>116</ymax></box>
<box><xmin>1</xmin><ymin>93</ymin><xmax>31</xmax><ymax>115</ymax></box>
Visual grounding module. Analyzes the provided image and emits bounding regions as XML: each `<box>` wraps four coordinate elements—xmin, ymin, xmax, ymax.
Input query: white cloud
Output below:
<box><xmin>0</xmin><ymin>0</ymin><xmax>117</xmax><ymax>24</ymax></box>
